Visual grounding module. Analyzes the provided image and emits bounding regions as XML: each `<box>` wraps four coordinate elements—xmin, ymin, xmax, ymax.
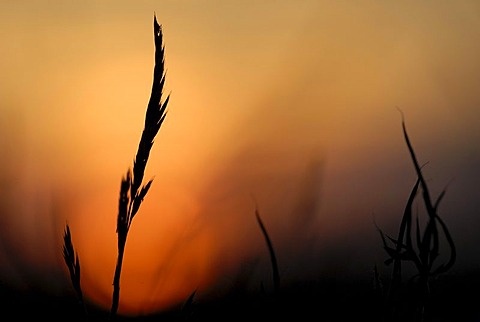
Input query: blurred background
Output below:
<box><xmin>1</xmin><ymin>0</ymin><xmax>479</xmax><ymax>318</ymax></box>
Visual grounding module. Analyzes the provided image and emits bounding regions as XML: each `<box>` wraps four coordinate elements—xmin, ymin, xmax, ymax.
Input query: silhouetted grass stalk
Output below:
<box><xmin>110</xmin><ymin>14</ymin><xmax>169</xmax><ymax>320</ymax></box>
<box><xmin>255</xmin><ymin>206</ymin><xmax>280</xmax><ymax>295</ymax></box>
<box><xmin>377</xmin><ymin>115</ymin><xmax>456</xmax><ymax>322</ymax></box>
<box><xmin>63</xmin><ymin>224</ymin><xmax>88</xmax><ymax>320</ymax></box>
<box><xmin>180</xmin><ymin>289</ymin><xmax>197</xmax><ymax>320</ymax></box>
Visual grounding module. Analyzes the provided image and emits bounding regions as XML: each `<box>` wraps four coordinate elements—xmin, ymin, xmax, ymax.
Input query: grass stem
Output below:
<box><xmin>110</xmin><ymin>13</ymin><xmax>169</xmax><ymax>320</ymax></box>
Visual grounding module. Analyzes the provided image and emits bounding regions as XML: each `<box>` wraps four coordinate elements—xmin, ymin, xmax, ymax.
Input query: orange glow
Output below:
<box><xmin>66</xmin><ymin>182</ymin><xmax>220</xmax><ymax>316</ymax></box>
<box><xmin>1</xmin><ymin>0</ymin><xmax>480</xmax><ymax>318</ymax></box>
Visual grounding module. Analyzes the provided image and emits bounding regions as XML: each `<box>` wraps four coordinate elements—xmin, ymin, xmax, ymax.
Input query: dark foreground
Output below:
<box><xmin>1</xmin><ymin>270</ymin><xmax>479</xmax><ymax>322</ymax></box>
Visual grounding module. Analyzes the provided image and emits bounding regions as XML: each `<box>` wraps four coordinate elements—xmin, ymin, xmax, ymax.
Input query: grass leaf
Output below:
<box><xmin>255</xmin><ymin>206</ymin><xmax>280</xmax><ymax>295</ymax></box>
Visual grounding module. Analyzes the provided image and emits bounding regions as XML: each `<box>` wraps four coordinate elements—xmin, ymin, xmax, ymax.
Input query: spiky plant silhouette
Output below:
<box><xmin>63</xmin><ymin>224</ymin><xmax>88</xmax><ymax>320</ymax></box>
<box><xmin>110</xmin><ymin>13</ymin><xmax>170</xmax><ymax>319</ymax></box>
<box><xmin>377</xmin><ymin>115</ymin><xmax>456</xmax><ymax>322</ymax></box>
<box><xmin>63</xmin><ymin>13</ymin><xmax>169</xmax><ymax>321</ymax></box>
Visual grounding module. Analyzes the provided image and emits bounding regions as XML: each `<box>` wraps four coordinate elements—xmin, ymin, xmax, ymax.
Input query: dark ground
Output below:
<box><xmin>1</xmin><ymin>269</ymin><xmax>480</xmax><ymax>322</ymax></box>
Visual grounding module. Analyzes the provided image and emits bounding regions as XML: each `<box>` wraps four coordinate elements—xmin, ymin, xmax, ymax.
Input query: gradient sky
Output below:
<box><xmin>1</xmin><ymin>0</ymin><xmax>480</xmax><ymax>317</ymax></box>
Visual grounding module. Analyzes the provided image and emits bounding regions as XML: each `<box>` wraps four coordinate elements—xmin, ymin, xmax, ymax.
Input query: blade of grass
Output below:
<box><xmin>379</xmin><ymin>111</ymin><xmax>456</xmax><ymax>322</ymax></box>
<box><xmin>181</xmin><ymin>289</ymin><xmax>197</xmax><ymax>320</ymax></box>
<box><xmin>255</xmin><ymin>206</ymin><xmax>280</xmax><ymax>295</ymax></box>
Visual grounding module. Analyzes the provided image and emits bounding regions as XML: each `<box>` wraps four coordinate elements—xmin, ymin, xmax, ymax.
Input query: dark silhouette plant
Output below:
<box><xmin>255</xmin><ymin>205</ymin><xmax>280</xmax><ymax>296</ymax></box>
<box><xmin>110</xmin><ymin>13</ymin><xmax>169</xmax><ymax>320</ymax></box>
<box><xmin>62</xmin><ymin>13</ymin><xmax>170</xmax><ymax>321</ymax></box>
<box><xmin>63</xmin><ymin>224</ymin><xmax>88</xmax><ymax>320</ymax></box>
<box><xmin>377</xmin><ymin>115</ymin><xmax>456</xmax><ymax>322</ymax></box>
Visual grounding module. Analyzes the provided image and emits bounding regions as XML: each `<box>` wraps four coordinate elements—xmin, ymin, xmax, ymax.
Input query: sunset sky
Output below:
<box><xmin>1</xmin><ymin>0</ymin><xmax>480</xmax><ymax>317</ymax></box>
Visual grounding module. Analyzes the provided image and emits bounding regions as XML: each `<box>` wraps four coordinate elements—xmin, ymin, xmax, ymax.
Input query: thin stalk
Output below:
<box><xmin>110</xmin><ymin>235</ymin><xmax>127</xmax><ymax>318</ymax></box>
<box><xmin>63</xmin><ymin>224</ymin><xmax>88</xmax><ymax>320</ymax></box>
<box><xmin>110</xmin><ymin>14</ymin><xmax>169</xmax><ymax>320</ymax></box>
<box><xmin>255</xmin><ymin>206</ymin><xmax>280</xmax><ymax>295</ymax></box>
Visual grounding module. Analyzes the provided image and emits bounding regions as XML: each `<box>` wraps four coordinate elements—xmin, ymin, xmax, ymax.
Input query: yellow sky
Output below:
<box><xmin>1</xmin><ymin>0</ymin><xmax>480</xmax><ymax>316</ymax></box>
